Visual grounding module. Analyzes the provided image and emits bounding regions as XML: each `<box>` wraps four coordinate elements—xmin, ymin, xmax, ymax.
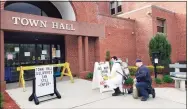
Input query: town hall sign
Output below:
<box><xmin>12</xmin><ymin>17</ymin><xmax>76</xmax><ymax>31</ymax></box>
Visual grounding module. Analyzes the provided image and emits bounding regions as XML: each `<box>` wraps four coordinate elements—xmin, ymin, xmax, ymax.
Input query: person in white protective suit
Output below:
<box><xmin>101</xmin><ymin>56</ymin><xmax>129</xmax><ymax>96</ymax></box>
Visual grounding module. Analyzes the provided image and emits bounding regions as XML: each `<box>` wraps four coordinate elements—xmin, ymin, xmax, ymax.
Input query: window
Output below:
<box><xmin>4</xmin><ymin>2</ymin><xmax>48</xmax><ymax>17</ymax></box>
<box><xmin>4</xmin><ymin>1</ymin><xmax>62</xmax><ymax>19</ymax></box>
<box><xmin>157</xmin><ymin>18</ymin><xmax>166</xmax><ymax>33</ymax></box>
<box><xmin>110</xmin><ymin>1</ymin><xmax>122</xmax><ymax>15</ymax></box>
<box><xmin>117</xmin><ymin>1</ymin><xmax>122</xmax><ymax>13</ymax></box>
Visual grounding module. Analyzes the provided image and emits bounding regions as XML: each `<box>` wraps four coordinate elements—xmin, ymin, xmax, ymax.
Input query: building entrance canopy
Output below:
<box><xmin>1</xmin><ymin>10</ymin><xmax>105</xmax><ymax>37</ymax></box>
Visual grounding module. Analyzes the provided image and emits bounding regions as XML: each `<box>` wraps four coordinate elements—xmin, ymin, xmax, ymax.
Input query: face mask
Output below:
<box><xmin>110</xmin><ymin>60</ymin><xmax>114</xmax><ymax>65</ymax></box>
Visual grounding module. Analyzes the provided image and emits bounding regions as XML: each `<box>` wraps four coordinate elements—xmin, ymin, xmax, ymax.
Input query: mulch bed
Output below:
<box><xmin>2</xmin><ymin>91</ymin><xmax>20</xmax><ymax>109</ymax></box>
<box><xmin>85</xmin><ymin>74</ymin><xmax>176</xmax><ymax>88</ymax></box>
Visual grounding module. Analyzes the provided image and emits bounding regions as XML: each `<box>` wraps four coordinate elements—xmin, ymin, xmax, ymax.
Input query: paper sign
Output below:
<box><xmin>15</xmin><ymin>47</ymin><xmax>19</xmax><ymax>52</ymax></box>
<box><xmin>7</xmin><ymin>54</ymin><xmax>13</xmax><ymax>60</ymax></box>
<box><xmin>35</xmin><ymin>66</ymin><xmax>54</xmax><ymax>97</ymax></box>
<box><xmin>92</xmin><ymin>62</ymin><xmax>113</xmax><ymax>93</ymax></box>
<box><xmin>99</xmin><ymin>62</ymin><xmax>112</xmax><ymax>93</ymax></box>
<box><xmin>42</xmin><ymin>50</ymin><xmax>47</xmax><ymax>55</ymax></box>
<box><xmin>92</xmin><ymin>62</ymin><xmax>100</xmax><ymax>90</ymax></box>
<box><xmin>24</xmin><ymin>52</ymin><xmax>30</xmax><ymax>56</ymax></box>
<box><xmin>52</xmin><ymin>48</ymin><xmax>56</xmax><ymax>57</ymax></box>
<box><xmin>154</xmin><ymin>58</ymin><xmax>158</xmax><ymax>63</ymax></box>
<box><xmin>41</xmin><ymin>55</ymin><xmax>45</xmax><ymax>60</ymax></box>
<box><xmin>56</xmin><ymin>50</ymin><xmax>61</xmax><ymax>58</ymax></box>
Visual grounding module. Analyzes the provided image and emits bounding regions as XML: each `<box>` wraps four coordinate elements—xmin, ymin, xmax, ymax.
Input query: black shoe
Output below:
<box><xmin>141</xmin><ymin>97</ymin><xmax>148</xmax><ymax>101</ymax></box>
<box><xmin>112</xmin><ymin>87</ymin><xmax>122</xmax><ymax>96</ymax></box>
<box><xmin>112</xmin><ymin>88</ymin><xmax>118</xmax><ymax>96</ymax></box>
<box><xmin>116</xmin><ymin>87</ymin><xmax>122</xmax><ymax>94</ymax></box>
<box><xmin>112</xmin><ymin>92</ymin><xmax>120</xmax><ymax>96</ymax></box>
<box><xmin>151</xmin><ymin>88</ymin><xmax>155</xmax><ymax>98</ymax></box>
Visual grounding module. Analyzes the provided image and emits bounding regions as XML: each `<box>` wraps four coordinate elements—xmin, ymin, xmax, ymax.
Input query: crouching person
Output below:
<box><xmin>135</xmin><ymin>59</ymin><xmax>152</xmax><ymax>101</ymax></box>
<box><xmin>101</xmin><ymin>56</ymin><xmax>126</xmax><ymax>96</ymax></box>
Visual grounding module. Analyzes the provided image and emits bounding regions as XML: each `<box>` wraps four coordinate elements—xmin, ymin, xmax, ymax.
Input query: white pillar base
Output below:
<box><xmin>175</xmin><ymin>80</ymin><xmax>180</xmax><ymax>88</ymax></box>
<box><xmin>180</xmin><ymin>80</ymin><xmax>186</xmax><ymax>91</ymax></box>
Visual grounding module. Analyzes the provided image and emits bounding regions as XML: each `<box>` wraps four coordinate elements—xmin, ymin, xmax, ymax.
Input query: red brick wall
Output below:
<box><xmin>88</xmin><ymin>37</ymin><xmax>96</xmax><ymax>72</ymax></box>
<box><xmin>96</xmin><ymin>2</ymin><xmax>186</xmax><ymax>16</ymax></box>
<box><xmin>118</xmin><ymin>7</ymin><xmax>153</xmax><ymax>65</ymax></box>
<box><xmin>152</xmin><ymin>7</ymin><xmax>178</xmax><ymax>63</ymax></box>
<box><xmin>175</xmin><ymin>13</ymin><xmax>186</xmax><ymax>61</ymax></box>
<box><xmin>123</xmin><ymin>2</ymin><xmax>186</xmax><ymax>14</ymax></box>
<box><xmin>72</xmin><ymin>2</ymin><xmax>98</xmax><ymax>23</ymax></box>
<box><xmin>65</xmin><ymin>36</ymin><xmax>96</xmax><ymax>74</ymax></box>
<box><xmin>96</xmin><ymin>2</ymin><xmax>110</xmax><ymax>15</ymax></box>
<box><xmin>65</xmin><ymin>36</ymin><xmax>79</xmax><ymax>75</ymax></box>
<box><xmin>98</xmin><ymin>15</ymin><xmax>136</xmax><ymax>65</ymax></box>
<box><xmin>1</xmin><ymin>1</ymin><xmax>186</xmax><ymax>70</ymax></box>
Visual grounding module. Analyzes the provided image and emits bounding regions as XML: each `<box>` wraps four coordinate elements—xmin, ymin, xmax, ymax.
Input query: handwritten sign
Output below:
<box><xmin>99</xmin><ymin>62</ymin><xmax>112</xmax><ymax>93</ymax></box>
<box><xmin>35</xmin><ymin>66</ymin><xmax>54</xmax><ymax>97</ymax></box>
<box><xmin>92</xmin><ymin>62</ymin><xmax>113</xmax><ymax>93</ymax></box>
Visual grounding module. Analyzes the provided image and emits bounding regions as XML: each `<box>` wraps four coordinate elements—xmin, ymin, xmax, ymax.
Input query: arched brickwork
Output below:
<box><xmin>1</xmin><ymin>1</ymin><xmax>99</xmax><ymax>23</ymax></box>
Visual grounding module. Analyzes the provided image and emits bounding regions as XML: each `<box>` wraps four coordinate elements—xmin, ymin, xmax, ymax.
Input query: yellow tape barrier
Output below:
<box><xmin>17</xmin><ymin>62</ymin><xmax>74</xmax><ymax>91</ymax></box>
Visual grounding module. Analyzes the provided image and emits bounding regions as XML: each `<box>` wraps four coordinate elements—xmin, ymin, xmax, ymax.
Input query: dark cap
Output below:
<box><xmin>111</xmin><ymin>56</ymin><xmax>118</xmax><ymax>60</ymax></box>
<box><xmin>136</xmin><ymin>59</ymin><xmax>142</xmax><ymax>62</ymax></box>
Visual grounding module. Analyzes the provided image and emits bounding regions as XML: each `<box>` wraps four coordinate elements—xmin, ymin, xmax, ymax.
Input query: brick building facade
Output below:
<box><xmin>0</xmin><ymin>1</ymin><xmax>186</xmax><ymax>91</ymax></box>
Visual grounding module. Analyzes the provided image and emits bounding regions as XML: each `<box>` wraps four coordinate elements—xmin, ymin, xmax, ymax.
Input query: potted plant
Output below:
<box><xmin>124</xmin><ymin>77</ymin><xmax>134</xmax><ymax>88</ymax></box>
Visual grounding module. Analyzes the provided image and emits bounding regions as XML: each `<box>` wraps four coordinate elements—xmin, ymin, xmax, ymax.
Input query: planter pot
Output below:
<box><xmin>123</xmin><ymin>84</ymin><xmax>132</xmax><ymax>89</ymax></box>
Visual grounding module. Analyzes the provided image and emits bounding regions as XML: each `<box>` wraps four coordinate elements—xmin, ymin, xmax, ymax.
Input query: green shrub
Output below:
<box><xmin>124</xmin><ymin>77</ymin><xmax>134</xmax><ymax>85</ymax></box>
<box><xmin>128</xmin><ymin>66</ymin><xmax>138</xmax><ymax>74</ymax></box>
<box><xmin>156</xmin><ymin>66</ymin><xmax>165</xmax><ymax>73</ymax></box>
<box><xmin>149</xmin><ymin>33</ymin><xmax>172</xmax><ymax>67</ymax></box>
<box><xmin>105</xmin><ymin>50</ymin><xmax>111</xmax><ymax>61</ymax></box>
<box><xmin>155</xmin><ymin>78</ymin><xmax>162</xmax><ymax>84</ymax></box>
<box><xmin>86</xmin><ymin>72</ymin><xmax>93</xmax><ymax>79</ymax></box>
<box><xmin>163</xmin><ymin>75</ymin><xmax>173</xmax><ymax>83</ymax></box>
<box><xmin>0</xmin><ymin>93</ymin><xmax>3</xmax><ymax>108</ymax></box>
<box><xmin>128</xmin><ymin>66</ymin><xmax>164</xmax><ymax>75</ymax></box>
<box><xmin>146</xmin><ymin>66</ymin><xmax>154</xmax><ymax>75</ymax></box>
<box><xmin>130</xmin><ymin>71</ymin><xmax>135</xmax><ymax>76</ymax></box>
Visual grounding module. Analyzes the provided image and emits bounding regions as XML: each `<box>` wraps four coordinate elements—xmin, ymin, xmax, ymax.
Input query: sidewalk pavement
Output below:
<box><xmin>6</xmin><ymin>78</ymin><xmax>186</xmax><ymax>109</ymax></box>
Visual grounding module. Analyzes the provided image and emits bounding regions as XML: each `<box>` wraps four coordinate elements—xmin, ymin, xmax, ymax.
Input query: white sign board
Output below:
<box><xmin>92</xmin><ymin>62</ymin><xmax>100</xmax><ymax>90</ymax></box>
<box><xmin>154</xmin><ymin>58</ymin><xmax>158</xmax><ymax>63</ymax></box>
<box><xmin>92</xmin><ymin>62</ymin><xmax>113</xmax><ymax>93</ymax></box>
<box><xmin>15</xmin><ymin>47</ymin><xmax>19</xmax><ymax>52</ymax></box>
<box><xmin>35</xmin><ymin>66</ymin><xmax>54</xmax><ymax>97</ymax></box>
<box><xmin>24</xmin><ymin>52</ymin><xmax>30</xmax><ymax>56</ymax></box>
<box><xmin>42</xmin><ymin>50</ymin><xmax>47</xmax><ymax>55</ymax></box>
<box><xmin>41</xmin><ymin>55</ymin><xmax>45</xmax><ymax>60</ymax></box>
<box><xmin>56</xmin><ymin>50</ymin><xmax>61</xmax><ymax>58</ymax></box>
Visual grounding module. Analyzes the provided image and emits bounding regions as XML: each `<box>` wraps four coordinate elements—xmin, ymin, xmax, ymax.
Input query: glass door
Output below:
<box><xmin>42</xmin><ymin>44</ymin><xmax>51</xmax><ymax>65</ymax></box>
<box><xmin>36</xmin><ymin>44</ymin><xmax>51</xmax><ymax>65</ymax></box>
<box><xmin>20</xmin><ymin>44</ymin><xmax>36</xmax><ymax>80</ymax></box>
<box><xmin>4</xmin><ymin>44</ymin><xmax>20</xmax><ymax>82</ymax></box>
<box><xmin>51</xmin><ymin>44</ymin><xmax>62</xmax><ymax>64</ymax></box>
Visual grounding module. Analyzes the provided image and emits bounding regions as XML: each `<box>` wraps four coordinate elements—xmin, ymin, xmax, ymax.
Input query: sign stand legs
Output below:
<box><xmin>29</xmin><ymin>76</ymin><xmax>61</xmax><ymax>105</ymax></box>
<box><xmin>29</xmin><ymin>78</ymin><xmax>39</xmax><ymax>105</ymax></box>
<box><xmin>54</xmin><ymin>75</ymin><xmax>61</xmax><ymax>98</ymax></box>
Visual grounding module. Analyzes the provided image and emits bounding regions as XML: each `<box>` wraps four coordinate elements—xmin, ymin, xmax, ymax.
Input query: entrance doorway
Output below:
<box><xmin>4</xmin><ymin>31</ymin><xmax>65</xmax><ymax>82</ymax></box>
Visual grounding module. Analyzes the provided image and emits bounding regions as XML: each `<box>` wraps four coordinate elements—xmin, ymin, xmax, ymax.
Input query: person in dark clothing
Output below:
<box><xmin>135</xmin><ymin>59</ymin><xmax>152</xmax><ymax>101</ymax></box>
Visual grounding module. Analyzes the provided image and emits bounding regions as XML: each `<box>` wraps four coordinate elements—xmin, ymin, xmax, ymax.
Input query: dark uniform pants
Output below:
<box><xmin>136</xmin><ymin>82</ymin><xmax>149</xmax><ymax>98</ymax></box>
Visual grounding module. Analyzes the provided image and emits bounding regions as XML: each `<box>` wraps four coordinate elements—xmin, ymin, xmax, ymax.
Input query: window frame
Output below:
<box><xmin>156</xmin><ymin>18</ymin><xmax>166</xmax><ymax>33</ymax></box>
<box><xmin>110</xmin><ymin>1</ymin><xmax>122</xmax><ymax>15</ymax></box>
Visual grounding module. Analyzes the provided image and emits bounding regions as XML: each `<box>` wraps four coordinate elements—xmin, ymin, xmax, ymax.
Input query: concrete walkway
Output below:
<box><xmin>6</xmin><ymin>78</ymin><xmax>186</xmax><ymax>109</ymax></box>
